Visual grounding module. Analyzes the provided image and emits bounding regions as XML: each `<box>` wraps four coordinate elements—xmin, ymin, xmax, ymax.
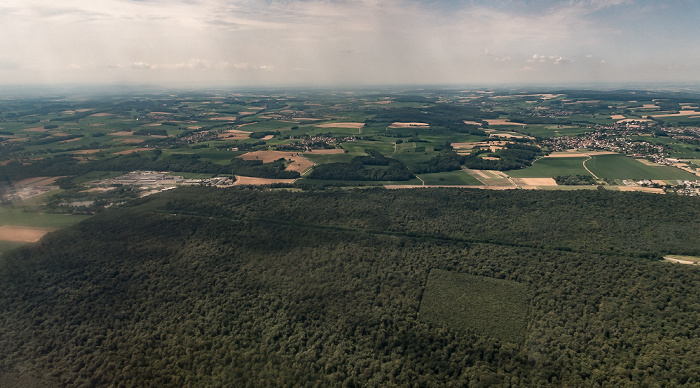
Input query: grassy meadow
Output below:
<box><xmin>587</xmin><ymin>154</ymin><xmax>698</xmax><ymax>180</ymax></box>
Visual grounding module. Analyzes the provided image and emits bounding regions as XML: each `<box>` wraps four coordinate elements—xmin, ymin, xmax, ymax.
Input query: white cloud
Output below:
<box><xmin>0</xmin><ymin>0</ymin><xmax>696</xmax><ymax>86</ymax></box>
<box><xmin>527</xmin><ymin>55</ymin><xmax>573</xmax><ymax>65</ymax></box>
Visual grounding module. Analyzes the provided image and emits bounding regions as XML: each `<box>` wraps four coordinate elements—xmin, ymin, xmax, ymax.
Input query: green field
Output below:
<box><xmin>418</xmin><ymin>170</ymin><xmax>482</xmax><ymax>185</ymax></box>
<box><xmin>341</xmin><ymin>141</ymin><xmax>395</xmax><ymax>156</ymax></box>
<box><xmin>587</xmin><ymin>154</ymin><xmax>698</xmax><ymax>180</ymax></box>
<box><xmin>419</xmin><ymin>269</ymin><xmax>530</xmax><ymax>343</ymax></box>
<box><xmin>507</xmin><ymin>156</ymin><xmax>591</xmax><ymax>178</ymax></box>
<box><xmin>0</xmin><ymin>209</ymin><xmax>90</xmax><ymax>228</ymax></box>
<box><xmin>303</xmin><ymin>152</ymin><xmax>359</xmax><ymax>165</ymax></box>
<box><xmin>518</xmin><ymin>125</ymin><xmax>592</xmax><ymax>138</ymax></box>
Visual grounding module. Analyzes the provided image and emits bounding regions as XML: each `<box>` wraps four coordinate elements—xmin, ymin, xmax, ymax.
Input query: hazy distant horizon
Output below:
<box><xmin>1</xmin><ymin>0</ymin><xmax>699</xmax><ymax>88</ymax></box>
<box><xmin>3</xmin><ymin>81</ymin><xmax>700</xmax><ymax>98</ymax></box>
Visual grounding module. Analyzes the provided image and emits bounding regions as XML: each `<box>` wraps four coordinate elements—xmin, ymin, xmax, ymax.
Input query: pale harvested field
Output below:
<box><xmin>233</xmin><ymin>176</ymin><xmax>297</xmax><ymax>186</ymax></box>
<box><xmin>90</xmin><ymin>113</ymin><xmax>112</xmax><ymax>117</ymax></box>
<box><xmin>481</xmin><ymin>156</ymin><xmax>499</xmax><ymax>161</ymax></box>
<box><xmin>548</xmin><ymin>151</ymin><xmax>617</xmax><ymax>157</ymax></box>
<box><xmin>652</xmin><ymin>180</ymin><xmax>667</xmax><ymax>185</ymax></box>
<box><xmin>469</xmin><ymin>169</ymin><xmax>491</xmax><ymax>179</ymax></box>
<box><xmin>121</xmin><ymin>139</ymin><xmax>144</xmax><ymax>144</ymax></box>
<box><xmin>220</xmin><ymin>129</ymin><xmax>251</xmax><ymax>140</ymax></box>
<box><xmin>14</xmin><ymin>177</ymin><xmax>60</xmax><ymax>187</ymax></box>
<box><xmin>463</xmin><ymin>121</ymin><xmax>482</xmax><ymax>126</ymax></box>
<box><xmin>0</xmin><ymin>226</ymin><xmax>56</xmax><ymax>243</ymax></box>
<box><xmin>316</xmin><ymin>122</ymin><xmax>365</xmax><ymax>129</ymax></box>
<box><xmin>638</xmin><ymin>159</ymin><xmax>662</xmax><ymax>166</ymax></box>
<box><xmin>187</xmin><ymin>126</ymin><xmax>202</xmax><ymax>130</ymax></box>
<box><xmin>515</xmin><ymin>178</ymin><xmax>558</xmax><ymax>186</ymax></box>
<box><xmin>114</xmin><ymin>148</ymin><xmax>150</xmax><ymax>155</ymax></box>
<box><xmin>465</xmin><ymin>169</ymin><xmax>514</xmax><ymax>186</ymax></box>
<box><xmin>616</xmin><ymin>186</ymin><xmax>665</xmax><ymax>194</ymax></box>
<box><xmin>111</xmin><ymin>131</ymin><xmax>133</xmax><ymax>136</ymax></box>
<box><xmin>610</xmin><ymin>115</ymin><xmax>626</xmax><ymax>120</ymax></box>
<box><xmin>641</xmin><ymin>104</ymin><xmax>659</xmax><ymax>109</ymax></box>
<box><xmin>239</xmin><ymin>151</ymin><xmax>299</xmax><ymax>163</ymax></box>
<box><xmin>451</xmin><ymin>143</ymin><xmax>477</xmax><ymax>149</ymax></box>
<box><xmin>60</xmin><ymin>137</ymin><xmax>82</xmax><ymax>143</ymax></box>
<box><xmin>664</xmin><ymin>255</ymin><xmax>700</xmax><ymax>265</ymax></box>
<box><xmin>585</xmin><ymin>151</ymin><xmax>619</xmax><ymax>156</ymax></box>
<box><xmin>485</xmin><ymin>119</ymin><xmax>526</xmax><ymax>126</ymax></box>
<box><xmin>238</xmin><ymin>151</ymin><xmax>313</xmax><ymax>173</ymax></box>
<box><xmin>84</xmin><ymin>187</ymin><xmax>115</xmax><ymax>193</ymax></box>
<box><xmin>545</xmin><ymin>152</ymin><xmax>589</xmax><ymax>158</ymax></box>
<box><xmin>261</xmin><ymin>135</ymin><xmax>275</xmax><ymax>140</ymax></box>
<box><xmin>389</xmin><ymin>122</ymin><xmax>430</xmax><ymax>128</ymax></box>
<box><xmin>286</xmin><ymin>157</ymin><xmax>314</xmax><ymax>173</ymax></box>
<box><xmin>23</xmin><ymin>127</ymin><xmax>49</xmax><ymax>132</ymax></box>
<box><xmin>305</xmin><ymin>149</ymin><xmax>345</xmax><ymax>155</ymax></box>
<box><xmin>210</xmin><ymin>116</ymin><xmax>238</xmax><ymax>121</ymax></box>
<box><xmin>652</xmin><ymin>110</ymin><xmax>700</xmax><ymax>118</ymax></box>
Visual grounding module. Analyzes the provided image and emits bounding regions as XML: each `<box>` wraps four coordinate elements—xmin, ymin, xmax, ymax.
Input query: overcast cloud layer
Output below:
<box><xmin>0</xmin><ymin>0</ymin><xmax>698</xmax><ymax>87</ymax></box>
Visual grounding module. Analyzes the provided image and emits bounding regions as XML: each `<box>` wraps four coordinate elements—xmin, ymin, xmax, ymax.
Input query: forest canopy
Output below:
<box><xmin>0</xmin><ymin>187</ymin><xmax>699</xmax><ymax>387</ymax></box>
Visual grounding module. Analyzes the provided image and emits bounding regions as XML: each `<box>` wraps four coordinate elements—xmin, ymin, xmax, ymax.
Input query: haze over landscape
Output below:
<box><xmin>1</xmin><ymin>0</ymin><xmax>699</xmax><ymax>87</ymax></box>
<box><xmin>2</xmin><ymin>1</ymin><xmax>700</xmax><ymax>387</ymax></box>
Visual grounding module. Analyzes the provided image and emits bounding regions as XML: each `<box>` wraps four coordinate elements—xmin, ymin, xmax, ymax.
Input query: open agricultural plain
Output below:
<box><xmin>1</xmin><ymin>88</ymin><xmax>699</xmax><ymax>202</ymax></box>
<box><xmin>1</xmin><ymin>87</ymin><xmax>699</xmax><ymax>250</ymax></box>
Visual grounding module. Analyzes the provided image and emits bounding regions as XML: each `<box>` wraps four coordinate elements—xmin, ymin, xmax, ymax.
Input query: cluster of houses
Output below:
<box><xmin>276</xmin><ymin>134</ymin><xmax>355</xmax><ymax>151</ymax></box>
<box><xmin>674</xmin><ymin>180</ymin><xmax>700</xmax><ymax>196</ymax></box>
<box><xmin>544</xmin><ymin>132</ymin><xmax>667</xmax><ymax>157</ymax></box>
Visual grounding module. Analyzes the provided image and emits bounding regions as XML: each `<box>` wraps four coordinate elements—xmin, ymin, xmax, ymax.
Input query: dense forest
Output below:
<box><xmin>308</xmin><ymin>150</ymin><xmax>414</xmax><ymax>181</ymax></box>
<box><xmin>413</xmin><ymin>144</ymin><xmax>543</xmax><ymax>174</ymax></box>
<box><xmin>1</xmin><ymin>188</ymin><xmax>699</xmax><ymax>387</ymax></box>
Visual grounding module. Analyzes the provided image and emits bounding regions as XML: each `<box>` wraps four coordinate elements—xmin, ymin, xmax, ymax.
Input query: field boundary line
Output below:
<box><xmin>583</xmin><ymin>156</ymin><xmax>600</xmax><ymax>179</ymax></box>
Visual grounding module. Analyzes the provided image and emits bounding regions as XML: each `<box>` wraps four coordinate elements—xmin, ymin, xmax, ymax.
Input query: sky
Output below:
<box><xmin>0</xmin><ymin>0</ymin><xmax>699</xmax><ymax>87</ymax></box>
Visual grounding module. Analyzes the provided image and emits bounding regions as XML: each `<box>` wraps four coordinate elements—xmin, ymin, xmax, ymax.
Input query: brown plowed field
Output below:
<box><xmin>0</xmin><ymin>226</ymin><xmax>56</xmax><ymax>242</ymax></box>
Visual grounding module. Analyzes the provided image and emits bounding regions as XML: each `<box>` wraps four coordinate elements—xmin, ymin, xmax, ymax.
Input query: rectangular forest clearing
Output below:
<box><xmin>419</xmin><ymin>269</ymin><xmax>530</xmax><ymax>343</ymax></box>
